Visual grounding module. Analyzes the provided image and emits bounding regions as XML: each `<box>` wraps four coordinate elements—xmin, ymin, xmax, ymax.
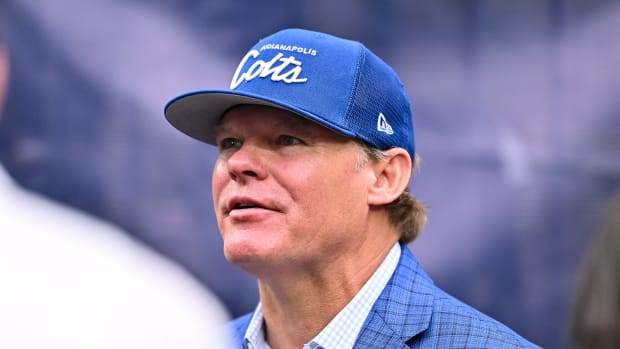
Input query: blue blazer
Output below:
<box><xmin>227</xmin><ymin>244</ymin><xmax>540</xmax><ymax>348</ymax></box>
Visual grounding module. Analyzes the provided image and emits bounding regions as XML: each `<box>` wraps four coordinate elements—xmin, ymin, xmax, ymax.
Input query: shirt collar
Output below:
<box><xmin>244</xmin><ymin>242</ymin><xmax>401</xmax><ymax>349</ymax></box>
<box><xmin>244</xmin><ymin>304</ymin><xmax>270</xmax><ymax>349</ymax></box>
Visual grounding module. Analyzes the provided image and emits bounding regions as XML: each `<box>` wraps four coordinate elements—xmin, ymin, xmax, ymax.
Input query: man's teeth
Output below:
<box><xmin>236</xmin><ymin>203</ymin><xmax>258</xmax><ymax>209</ymax></box>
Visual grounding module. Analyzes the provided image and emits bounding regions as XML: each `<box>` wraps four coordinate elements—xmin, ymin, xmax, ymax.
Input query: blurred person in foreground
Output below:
<box><xmin>0</xmin><ymin>23</ymin><xmax>231</xmax><ymax>349</ymax></box>
<box><xmin>165</xmin><ymin>28</ymin><xmax>539</xmax><ymax>348</ymax></box>
<box><xmin>569</xmin><ymin>188</ymin><xmax>620</xmax><ymax>349</ymax></box>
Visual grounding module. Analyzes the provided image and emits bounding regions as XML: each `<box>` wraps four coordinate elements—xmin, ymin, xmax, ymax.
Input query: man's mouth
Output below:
<box><xmin>227</xmin><ymin>197</ymin><xmax>269</xmax><ymax>214</ymax></box>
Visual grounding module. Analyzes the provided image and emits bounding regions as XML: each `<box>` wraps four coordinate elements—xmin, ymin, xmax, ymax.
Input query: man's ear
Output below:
<box><xmin>367</xmin><ymin>148</ymin><xmax>412</xmax><ymax>205</ymax></box>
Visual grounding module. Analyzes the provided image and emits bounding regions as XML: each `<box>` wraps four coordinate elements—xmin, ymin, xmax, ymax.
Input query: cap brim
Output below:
<box><xmin>164</xmin><ymin>89</ymin><xmax>357</xmax><ymax>146</ymax></box>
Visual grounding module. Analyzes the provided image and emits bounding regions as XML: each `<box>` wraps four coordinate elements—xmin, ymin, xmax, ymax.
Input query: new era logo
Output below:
<box><xmin>377</xmin><ymin>112</ymin><xmax>394</xmax><ymax>135</ymax></box>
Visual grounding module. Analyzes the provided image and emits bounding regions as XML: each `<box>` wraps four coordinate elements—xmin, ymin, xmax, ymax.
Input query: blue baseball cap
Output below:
<box><xmin>165</xmin><ymin>28</ymin><xmax>415</xmax><ymax>158</ymax></box>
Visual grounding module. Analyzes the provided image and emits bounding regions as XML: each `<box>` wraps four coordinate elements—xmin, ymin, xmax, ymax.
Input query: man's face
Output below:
<box><xmin>212</xmin><ymin>105</ymin><xmax>374</xmax><ymax>275</ymax></box>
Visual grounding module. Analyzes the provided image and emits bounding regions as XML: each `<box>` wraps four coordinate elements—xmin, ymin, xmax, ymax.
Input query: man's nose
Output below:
<box><xmin>225</xmin><ymin>144</ymin><xmax>268</xmax><ymax>182</ymax></box>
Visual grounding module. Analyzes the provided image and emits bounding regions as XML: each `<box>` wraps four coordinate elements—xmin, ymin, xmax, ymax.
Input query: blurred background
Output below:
<box><xmin>1</xmin><ymin>0</ymin><xmax>619</xmax><ymax>348</ymax></box>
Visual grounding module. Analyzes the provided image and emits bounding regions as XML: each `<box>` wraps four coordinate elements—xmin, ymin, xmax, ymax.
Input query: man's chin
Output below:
<box><xmin>223</xmin><ymin>242</ymin><xmax>262</xmax><ymax>265</ymax></box>
<box><xmin>224</xmin><ymin>242</ymin><xmax>289</xmax><ymax>277</ymax></box>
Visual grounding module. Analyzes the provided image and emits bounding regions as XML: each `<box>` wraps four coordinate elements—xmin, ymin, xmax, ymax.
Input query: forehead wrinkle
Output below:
<box><xmin>218</xmin><ymin>106</ymin><xmax>324</xmax><ymax>136</ymax></box>
<box><xmin>213</xmin><ymin>123</ymin><xmax>233</xmax><ymax>138</ymax></box>
<box><xmin>272</xmin><ymin>112</ymin><xmax>317</xmax><ymax>133</ymax></box>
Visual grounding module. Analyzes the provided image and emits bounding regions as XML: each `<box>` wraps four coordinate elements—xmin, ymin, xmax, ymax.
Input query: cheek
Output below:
<box><xmin>288</xmin><ymin>161</ymin><xmax>361</xmax><ymax>214</ymax></box>
<box><xmin>211</xmin><ymin>161</ymin><xmax>227</xmax><ymax>199</ymax></box>
<box><xmin>211</xmin><ymin>164</ymin><xmax>226</xmax><ymax>234</ymax></box>
<box><xmin>320</xmin><ymin>164</ymin><xmax>369</xmax><ymax>214</ymax></box>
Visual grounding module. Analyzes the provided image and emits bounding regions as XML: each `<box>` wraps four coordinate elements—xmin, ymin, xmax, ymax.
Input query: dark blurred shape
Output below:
<box><xmin>569</xmin><ymin>188</ymin><xmax>620</xmax><ymax>349</ymax></box>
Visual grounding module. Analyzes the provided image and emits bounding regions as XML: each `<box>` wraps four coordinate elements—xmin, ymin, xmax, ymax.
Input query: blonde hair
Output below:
<box><xmin>355</xmin><ymin>140</ymin><xmax>427</xmax><ymax>244</ymax></box>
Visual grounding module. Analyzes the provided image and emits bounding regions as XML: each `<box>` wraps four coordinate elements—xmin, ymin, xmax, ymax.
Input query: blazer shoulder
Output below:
<box><xmin>422</xmin><ymin>288</ymin><xmax>540</xmax><ymax>348</ymax></box>
<box><xmin>224</xmin><ymin>313</ymin><xmax>253</xmax><ymax>348</ymax></box>
<box><xmin>379</xmin><ymin>246</ymin><xmax>540</xmax><ymax>348</ymax></box>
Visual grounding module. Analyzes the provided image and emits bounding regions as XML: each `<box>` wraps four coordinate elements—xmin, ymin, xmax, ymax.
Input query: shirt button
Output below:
<box><xmin>244</xmin><ymin>338</ymin><xmax>254</xmax><ymax>349</ymax></box>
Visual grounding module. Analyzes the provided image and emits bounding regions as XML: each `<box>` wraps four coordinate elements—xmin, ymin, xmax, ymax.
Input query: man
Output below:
<box><xmin>0</xmin><ymin>22</ymin><xmax>231</xmax><ymax>349</ymax></box>
<box><xmin>165</xmin><ymin>28</ymin><xmax>539</xmax><ymax>348</ymax></box>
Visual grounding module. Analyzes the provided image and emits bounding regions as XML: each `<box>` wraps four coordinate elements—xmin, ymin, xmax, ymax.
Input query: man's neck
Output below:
<box><xmin>256</xmin><ymin>238</ymin><xmax>398</xmax><ymax>349</ymax></box>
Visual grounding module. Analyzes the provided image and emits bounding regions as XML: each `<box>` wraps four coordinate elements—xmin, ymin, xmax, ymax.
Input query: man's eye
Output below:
<box><xmin>219</xmin><ymin>138</ymin><xmax>242</xmax><ymax>150</ymax></box>
<box><xmin>278</xmin><ymin>135</ymin><xmax>302</xmax><ymax>146</ymax></box>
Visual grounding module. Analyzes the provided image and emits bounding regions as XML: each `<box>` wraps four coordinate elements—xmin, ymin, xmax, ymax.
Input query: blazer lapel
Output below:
<box><xmin>354</xmin><ymin>245</ymin><xmax>435</xmax><ymax>348</ymax></box>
